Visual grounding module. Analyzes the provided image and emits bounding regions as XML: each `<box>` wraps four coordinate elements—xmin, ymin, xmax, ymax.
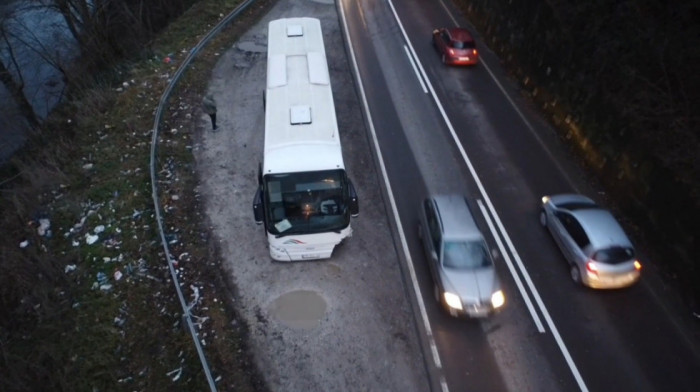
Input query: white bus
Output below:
<box><xmin>253</xmin><ymin>17</ymin><xmax>359</xmax><ymax>261</ymax></box>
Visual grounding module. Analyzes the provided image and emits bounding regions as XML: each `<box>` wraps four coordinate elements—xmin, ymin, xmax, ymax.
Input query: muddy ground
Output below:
<box><xmin>193</xmin><ymin>0</ymin><xmax>430</xmax><ymax>390</ymax></box>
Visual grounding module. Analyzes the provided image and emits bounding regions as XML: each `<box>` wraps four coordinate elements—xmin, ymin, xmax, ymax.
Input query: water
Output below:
<box><xmin>0</xmin><ymin>0</ymin><xmax>78</xmax><ymax>162</ymax></box>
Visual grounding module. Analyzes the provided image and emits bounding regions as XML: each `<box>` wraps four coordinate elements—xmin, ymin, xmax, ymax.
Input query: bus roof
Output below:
<box><xmin>263</xmin><ymin>17</ymin><xmax>345</xmax><ymax>175</ymax></box>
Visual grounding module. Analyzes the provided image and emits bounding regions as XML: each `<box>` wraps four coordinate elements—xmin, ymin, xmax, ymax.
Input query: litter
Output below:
<box><xmin>96</xmin><ymin>272</ymin><xmax>109</xmax><ymax>285</ymax></box>
<box><xmin>85</xmin><ymin>233</ymin><xmax>99</xmax><ymax>245</ymax></box>
<box><xmin>19</xmin><ymin>240</ymin><xmax>29</xmax><ymax>248</ymax></box>
<box><xmin>65</xmin><ymin>264</ymin><xmax>77</xmax><ymax>273</ymax></box>
<box><xmin>114</xmin><ymin>270</ymin><xmax>123</xmax><ymax>281</ymax></box>
<box><xmin>94</xmin><ymin>225</ymin><xmax>105</xmax><ymax>234</ymax></box>
<box><xmin>166</xmin><ymin>366</ymin><xmax>182</xmax><ymax>381</ymax></box>
<box><xmin>37</xmin><ymin>218</ymin><xmax>51</xmax><ymax>236</ymax></box>
<box><xmin>187</xmin><ymin>285</ymin><xmax>200</xmax><ymax>311</ymax></box>
<box><xmin>114</xmin><ymin>316</ymin><xmax>126</xmax><ymax>327</ymax></box>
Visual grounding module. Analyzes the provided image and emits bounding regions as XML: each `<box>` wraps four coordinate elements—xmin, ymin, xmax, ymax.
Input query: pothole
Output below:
<box><xmin>269</xmin><ymin>290</ymin><xmax>327</xmax><ymax>330</ymax></box>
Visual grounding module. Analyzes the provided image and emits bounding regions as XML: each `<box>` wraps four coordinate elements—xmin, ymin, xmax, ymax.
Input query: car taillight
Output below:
<box><xmin>448</xmin><ymin>49</ymin><xmax>455</xmax><ymax>56</ymax></box>
<box><xmin>473</xmin><ymin>49</ymin><xmax>478</xmax><ymax>55</ymax></box>
<box><xmin>634</xmin><ymin>260</ymin><xmax>642</xmax><ymax>270</ymax></box>
<box><xmin>586</xmin><ymin>261</ymin><xmax>599</xmax><ymax>275</ymax></box>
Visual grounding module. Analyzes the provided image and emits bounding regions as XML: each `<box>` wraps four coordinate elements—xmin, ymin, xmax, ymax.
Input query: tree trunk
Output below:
<box><xmin>0</xmin><ymin>57</ymin><xmax>40</xmax><ymax>129</ymax></box>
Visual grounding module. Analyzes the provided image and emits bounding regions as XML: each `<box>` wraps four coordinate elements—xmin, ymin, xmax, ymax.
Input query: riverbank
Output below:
<box><xmin>0</xmin><ymin>1</ymin><xmax>272</xmax><ymax>390</ymax></box>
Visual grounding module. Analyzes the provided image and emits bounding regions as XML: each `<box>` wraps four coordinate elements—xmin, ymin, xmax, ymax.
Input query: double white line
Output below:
<box><xmin>388</xmin><ymin>0</ymin><xmax>589</xmax><ymax>391</ymax></box>
<box><xmin>339</xmin><ymin>0</ymin><xmax>589</xmax><ymax>391</ymax></box>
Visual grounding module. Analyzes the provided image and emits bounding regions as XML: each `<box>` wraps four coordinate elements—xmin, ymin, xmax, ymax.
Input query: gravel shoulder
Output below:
<box><xmin>193</xmin><ymin>0</ymin><xmax>430</xmax><ymax>390</ymax></box>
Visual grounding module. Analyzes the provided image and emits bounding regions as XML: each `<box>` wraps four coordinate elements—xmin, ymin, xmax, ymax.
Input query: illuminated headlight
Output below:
<box><xmin>491</xmin><ymin>290</ymin><xmax>505</xmax><ymax>309</ymax></box>
<box><xmin>443</xmin><ymin>292</ymin><xmax>463</xmax><ymax>311</ymax></box>
<box><xmin>541</xmin><ymin>195</ymin><xmax>550</xmax><ymax>204</ymax></box>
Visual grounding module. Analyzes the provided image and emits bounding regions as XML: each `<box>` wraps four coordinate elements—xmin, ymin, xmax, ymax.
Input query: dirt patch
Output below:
<box><xmin>192</xmin><ymin>0</ymin><xmax>430</xmax><ymax>391</ymax></box>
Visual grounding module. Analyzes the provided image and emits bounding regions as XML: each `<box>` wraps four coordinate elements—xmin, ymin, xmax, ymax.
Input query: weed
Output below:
<box><xmin>0</xmin><ymin>0</ymin><xmax>273</xmax><ymax>391</ymax></box>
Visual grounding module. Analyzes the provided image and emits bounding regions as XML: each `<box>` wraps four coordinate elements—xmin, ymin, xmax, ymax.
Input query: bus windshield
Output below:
<box><xmin>264</xmin><ymin>169</ymin><xmax>350</xmax><ymax>236</ymax></box>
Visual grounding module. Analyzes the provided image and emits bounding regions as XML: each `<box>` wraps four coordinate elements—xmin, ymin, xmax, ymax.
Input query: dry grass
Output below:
<box><xmin>0</xmin><ymin>1</ymin><xmax>275</xmax><ymax>391</ymax></box>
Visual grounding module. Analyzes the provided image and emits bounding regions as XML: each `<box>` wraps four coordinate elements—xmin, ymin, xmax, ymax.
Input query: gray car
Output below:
<box><xmin>418</xmin><ymin>195</ymin><xmax>505</xmax><ymax>318</ymax></box>
<box><xmin>540</xmin><ymin>194</ymin><xmax>642</xmax><ymax>289</ymax></box>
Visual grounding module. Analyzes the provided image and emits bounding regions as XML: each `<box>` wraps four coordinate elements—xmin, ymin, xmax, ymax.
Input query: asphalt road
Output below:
<box><xmin>341</xmin><ymin>0</ymin><xmax>700</xmax><ymax>391</ymax></box>
<box><xmin>195</xmin><ymin>0</ymin><xmax>700</xmax><ymax>391</ymax></box>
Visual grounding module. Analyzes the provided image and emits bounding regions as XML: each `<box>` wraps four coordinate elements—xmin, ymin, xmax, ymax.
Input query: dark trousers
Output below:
<box><xmin>209</xmin><ymin>113</ymin><xmax>217</xmax><ymax>130</ymax></box>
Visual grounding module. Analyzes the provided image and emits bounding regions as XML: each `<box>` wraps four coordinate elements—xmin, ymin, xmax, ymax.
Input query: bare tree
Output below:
<box><xmin>0</xmin><ymin>9</ymin><xmax>40</xmax><ymax>131</ymax></box>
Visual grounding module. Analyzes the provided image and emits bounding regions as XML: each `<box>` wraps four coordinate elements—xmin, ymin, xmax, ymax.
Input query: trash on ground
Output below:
<box><xmin>166</xmin><ymin>366</ymin><xmax>182</xmax><ymax>381</ymax></box>
<box><xmin>37</xmin><ymin>218</ymin><xmax>51</xmax><ymax>236</ymax></box>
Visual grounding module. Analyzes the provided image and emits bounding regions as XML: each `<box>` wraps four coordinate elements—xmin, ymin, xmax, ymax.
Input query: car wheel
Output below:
<box><xmin>539</xmin><ymin>210</ymin><xmax>547</xmax><ymax>227</ymax></box>
<box><xmin>570</xmin><ymin>264</ymin><xmax>582</xmax><ymax>284</ymax></box>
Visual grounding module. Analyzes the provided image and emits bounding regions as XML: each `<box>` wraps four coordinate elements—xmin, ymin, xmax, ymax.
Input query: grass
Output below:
<box><xmin>0</xmin><ymin>0</ymin><xmax>274</xmax><ymax>391</ymax></box>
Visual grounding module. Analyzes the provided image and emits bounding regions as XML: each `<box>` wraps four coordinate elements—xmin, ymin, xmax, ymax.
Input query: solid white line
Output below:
<box><xmin>403</xmin><ymin>44</ymin><xmax>428</xmax><ymax>93</ymax></box>
<box><xmin>430</xmin><ymin>341</ymin><xmax>442</xmax><ymax>368</ymax></box>
<box><xmin>337</xmin><ymin>0</ymin><xmax>445</xmax><ymax>379</ymax></box>
<box><xmin>387</xmin><ymin>0</ymin><xmax>588</xmax><ymax>391</ymax></box>
<box><xmin>477</xmin><ymin>199</ymin><xmax>545</xmax><ymax>332</ymax></box>
<box><xmin>440</xmin><ymin>377</ymin><xmax>449</xmax><ymax>392</ymax></box>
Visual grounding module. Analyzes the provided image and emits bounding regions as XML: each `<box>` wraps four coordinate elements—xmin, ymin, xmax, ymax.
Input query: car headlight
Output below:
<box><xmin>443</xmin><ymin>292</ymin><xmax>463</xmax><ymax>310</ymax></box>
<box><xmin>541</xmin><ymin>195</ymin><xmax>550</xmax><ymax>204</ymax></box>
<box><xmin>491</xmin><ymin>290</ymin><xmax>505</xmax><ymax>309</ymax></box>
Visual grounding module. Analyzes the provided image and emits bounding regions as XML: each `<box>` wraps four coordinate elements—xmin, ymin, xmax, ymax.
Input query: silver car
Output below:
<box><xmin>418</xmin><ymin>195</ymin><xmax>505</xmax><ymax>317</ymax></box>
<box><xmin>540</xmin><ymin>194</ymin><xmax>642</xmax><ymax>289</ymax></box>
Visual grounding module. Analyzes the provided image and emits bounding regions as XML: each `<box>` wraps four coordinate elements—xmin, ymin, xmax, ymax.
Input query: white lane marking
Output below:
<box><xmin>387</xmin><ymin>0</ymin><xmax>536</xmax><ymax>330</ymax></box>
<box><xmin>477</xmin><ymin>199</ymin><xmax>545</xmax><ymax>332</ymax></box>
<box><xmin>430</xmin><ymin>341</ymin><xmax>442</xmax><ymax>368</ymax></box>
<box><xmin>441</xmin><ymin>377</ymin><xmax>449</xmax><ymax>392</ymax></box>
<box><xmin>337</xmin><ymin>0</ymin><xmax>446</xmax><ymax>382</ymax></box>
<box><xmin>404</xmin><ymin>44</ymin><xmax>428</xmax><ymax>93</ymax></box>
<box><xmin>388</xmin><ymin>1</ymin><xmax>589</xmax><ymax>391</ymax></box>
<box><xmin>437</xmin><ymin>0</ymin><xmax>578</xmax><ymax>190</ymax></box>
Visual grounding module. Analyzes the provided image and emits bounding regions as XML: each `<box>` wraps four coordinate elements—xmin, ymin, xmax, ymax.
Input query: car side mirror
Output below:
<box><xmin>348</xmin><ymin>180</ymin><xmax>359</xmax><ymax>217</ymax></box>
<box><xmin>253</xmin><ymin>186</ymin><xmax>264</xmax><ymax>224</ymax></box>
<box><xmin>430</xmin><ymin>250</ymin><xmax>438</xmax><ymax>262</ymax></box>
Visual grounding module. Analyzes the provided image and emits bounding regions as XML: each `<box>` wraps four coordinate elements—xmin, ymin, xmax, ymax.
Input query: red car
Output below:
<box><xmin>432</xmin><ymin>27</ymin><xmax>479</xmax><ymax>66</ymax></box>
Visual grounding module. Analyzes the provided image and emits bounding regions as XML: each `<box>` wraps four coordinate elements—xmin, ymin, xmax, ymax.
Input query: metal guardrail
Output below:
<box><xmin>148</xmin><ymin>1</ymin><xmax>258</xmax><ymax>390</ymax></box>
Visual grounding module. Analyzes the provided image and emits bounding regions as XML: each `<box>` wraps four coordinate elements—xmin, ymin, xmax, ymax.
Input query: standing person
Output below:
<box><xmin>202</xmin><ymin>94</ymin><xmax>218</xmax><ymax>130</ymax></box>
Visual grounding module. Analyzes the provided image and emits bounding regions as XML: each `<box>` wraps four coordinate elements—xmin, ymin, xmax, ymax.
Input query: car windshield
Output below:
<box><xmin>452</xmin><ymin>40</ymin><xmax>475</xmax><ymax>49</ymax></box>
<box><xmin>559</xmin><ymin>201</ymin><xmax>598</xmax><ymax>211</ymax></box>
<box><xmin>592</xmin><ymin>246</ymin><xmax>635</xmax><ymax>264</ymax></box>
<box><xmin>443</xmin><ymin>240</ymin><xmax>490</xmax><ymax>269</ymax></box>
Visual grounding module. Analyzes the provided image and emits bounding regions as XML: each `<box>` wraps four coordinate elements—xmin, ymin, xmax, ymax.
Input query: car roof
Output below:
<box><xmin>432</xmin><ymin>195</ymin><xmax>482</xmax><ymax>241</ymax></box>
<box><xmin>570</xmin><ymin>208</ymin><xmax>634</xmax><ymax>250</ymax></box>
<box><xmin>446</xmin><ymin>28</ymin><xmax>474</xmax><ymax>42</ymax></box>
